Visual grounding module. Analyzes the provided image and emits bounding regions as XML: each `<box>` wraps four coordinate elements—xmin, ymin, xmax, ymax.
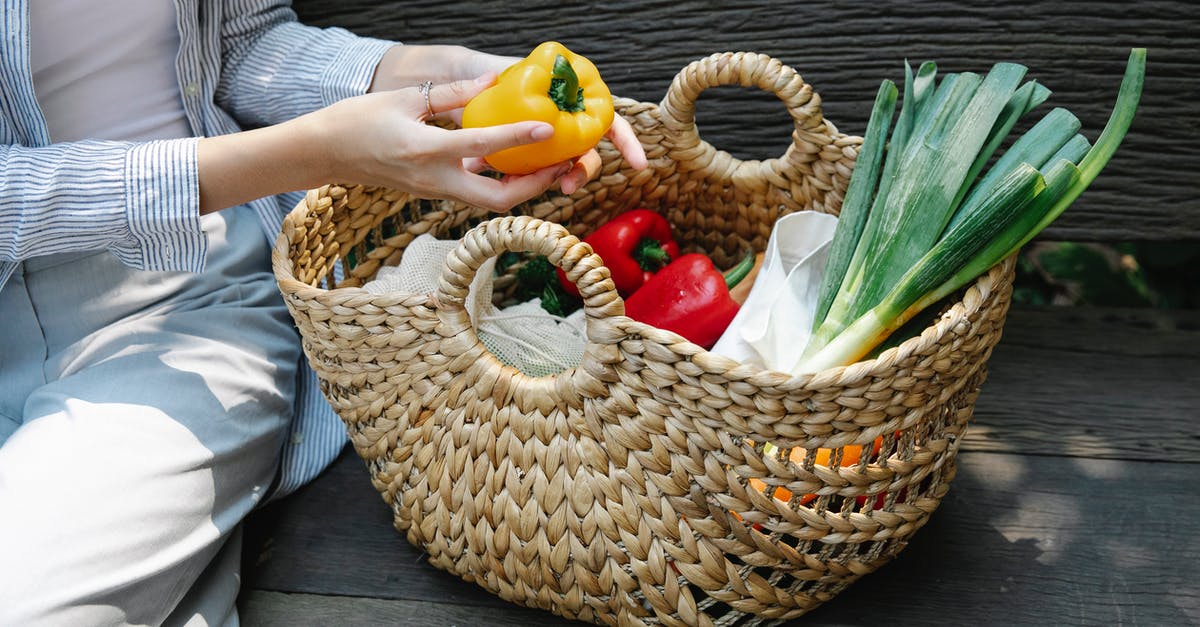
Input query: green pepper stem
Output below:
<box><xmin>632</xmin><ymin>238</ymin><xmax>671</xmax><ymax>271</ymax></box>
<box><xmin>724</xmin><ymin>251</ymin><xmax>757</xmax><ymax>290</ymax></box>
<box><xmin>549</xmin><ymin>54</ymin><xmax>584</xmax><ymax>113</ymax></box>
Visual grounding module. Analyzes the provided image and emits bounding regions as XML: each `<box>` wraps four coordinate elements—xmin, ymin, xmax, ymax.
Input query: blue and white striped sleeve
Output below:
<box><xmin>215</xmin><ymin>0</ymin><xmax>396</xmax><ymax>128</ymax></box>
<box><xmin>0</xmin><ymin>138</ymin><xmax>206</xmax><ymax>272</ymax></box>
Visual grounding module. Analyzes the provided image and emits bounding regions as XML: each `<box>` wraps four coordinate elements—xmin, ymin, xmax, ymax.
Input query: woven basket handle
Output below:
<box><xmin>659</xmin><ymin>51</ymin><xmax>836</xmax><ymax>184</ymax></box>
<box><xmin>434</xmin><ymin>214</ymin><xmax>626</xmax><ymax>379</ymax></box>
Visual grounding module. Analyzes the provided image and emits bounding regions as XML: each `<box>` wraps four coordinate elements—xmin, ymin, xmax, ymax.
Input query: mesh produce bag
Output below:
<box><xmin>363</xmin><ymin>234</ymin><xmax>587</xmax><ymax>378</ymax></box>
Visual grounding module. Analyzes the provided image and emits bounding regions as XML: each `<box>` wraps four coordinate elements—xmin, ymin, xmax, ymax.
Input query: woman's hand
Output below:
<box><xmin>197</xmin><ymin>46</ymin><xmax>649</xmax><ymax>216</ymax></box>
<box><xmin>369</xmin><ymin>44</ymin><xmax>513</xmax><ymax>92</ymax></box>
<box><xmin>370</xmin><ymin>44</ymin><xmax>648</xmax><ymax>194</ymax></box>
<box><xmin>197</xmin><ymin>74</ymin><xmax>571</xmax><ymax>214</ymax></box>
<box><xmin>311</xmin><ymin>74</ymin><xmax>574</xmax><ymax>211</ymax></box>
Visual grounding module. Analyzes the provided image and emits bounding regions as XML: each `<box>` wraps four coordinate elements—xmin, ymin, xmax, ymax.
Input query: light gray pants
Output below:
<box><xmin>0</xmin><ymin>206</ymin><xmax>299</xmax><ymax>626</ymax></box>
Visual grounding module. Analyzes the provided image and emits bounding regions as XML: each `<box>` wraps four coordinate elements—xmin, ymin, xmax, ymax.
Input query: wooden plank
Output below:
<box><xmin>241</xmin><ymin>450</ymin><xmax>1200</xmax><ymax>625</ymax></box>
<box><xmin>239</xmin><ymin>591</ymin><xmax>576</xmax><ymax>626</ymax></box>
<box><xmin>241</xmin><ymin>450</ymin><xmax>521</xmax><ymax>611</ymax></box>
<box><xmin>291</xmin><ymin>0</ymin><xmax>1200</xmax><ymax>242</ymax></box>
<box><xmin>969</xmin><ymin>305</ymin><xmax>1200</xmax><ymax>462</ymax></box>
<box><xmin>802</xmin><ymin>451</ymin><xmax>1200</xmax><ymax>626</ymax></box>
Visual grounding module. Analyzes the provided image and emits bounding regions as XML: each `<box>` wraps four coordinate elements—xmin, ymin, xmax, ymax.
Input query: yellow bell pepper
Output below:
<box><xmin>462</xmin><ymin>41</ymin><xmax>615</xmax><ymax>175</ymax></box>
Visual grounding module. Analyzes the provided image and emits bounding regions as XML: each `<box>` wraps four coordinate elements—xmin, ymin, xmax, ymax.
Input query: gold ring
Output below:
<box><xmin>419</xmin><ymin>80</ymin><xmax>434</xmax><ymax>118</ymax></box>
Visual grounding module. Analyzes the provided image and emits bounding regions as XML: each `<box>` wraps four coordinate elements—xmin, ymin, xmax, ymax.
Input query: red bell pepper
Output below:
<box><xmin>557</xmin><ymin>209</ymin><xmax>679</xmax><ymax>297</ymax></box>
<box><xmin>624</xmin><ymin>251</ymin><xmax>755</xmax><ymax>349</ymax></box>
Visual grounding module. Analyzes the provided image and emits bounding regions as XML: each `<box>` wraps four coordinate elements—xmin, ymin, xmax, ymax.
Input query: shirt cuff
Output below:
<box><xmin>318</xmin><ymin>32</ymin><xmax>399</xmax><ymax>107</ymax></box>
<box><xmin>109</xmin><ymin>138</ymin><xmax>208</xmax><ymax>273</ymax></box>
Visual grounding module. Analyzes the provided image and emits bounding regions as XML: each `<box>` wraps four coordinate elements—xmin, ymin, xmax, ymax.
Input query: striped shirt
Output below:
<box><xmin>0</xmin><ymin>0</ymin><xmax>395</xmax><ymax>498</ymax></box>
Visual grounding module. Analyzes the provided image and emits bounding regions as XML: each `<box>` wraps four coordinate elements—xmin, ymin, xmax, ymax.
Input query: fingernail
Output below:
<box><xmin>531</xmin><ymin>124</ymin><xmax>554</xmax><ymax>141</ymax></box>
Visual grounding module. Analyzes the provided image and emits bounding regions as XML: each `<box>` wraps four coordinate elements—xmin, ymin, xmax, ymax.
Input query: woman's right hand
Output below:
<box><xmin>305</xmin><ymin>74</ymin><xmax>572</xmax><ymax>212</ymax></box>
<box><xmin>368</xmin><ymin>44</ymin><xmax>648</xmax><ymax>196</ymax></box>
<box><xmin>197</xmin><ymin>74</ymin><xmax>573</xmax><ymax>215</ymax></box>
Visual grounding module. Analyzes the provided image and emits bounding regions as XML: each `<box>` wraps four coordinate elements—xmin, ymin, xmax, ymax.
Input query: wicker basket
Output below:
<box><xmin>272</xmin><ymin>51</ymin><xmax>1015</xmax><ymax>626</ymax></box>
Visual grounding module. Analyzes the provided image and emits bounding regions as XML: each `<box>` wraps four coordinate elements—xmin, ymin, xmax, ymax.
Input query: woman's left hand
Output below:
<box><xmin>370</xmin><ymin>44</ymin><xmax>647</xmax><ymax>194</ymax></box>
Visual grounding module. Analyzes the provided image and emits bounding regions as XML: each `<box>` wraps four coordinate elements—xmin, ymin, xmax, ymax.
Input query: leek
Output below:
<box><xmin>793</xmin><ymin>48</ymin><xmax>1146</xmax><ymax>374</ymax></box>
<box><xmin>806</xmin><ymin>62</ymin><xmax>1029</xmax><ymax>357</ymax></box>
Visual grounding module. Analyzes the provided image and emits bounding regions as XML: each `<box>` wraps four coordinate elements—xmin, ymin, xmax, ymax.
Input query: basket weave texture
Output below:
<box><xmin>272</xmin><ymin>52</ymin><xmax>1015</xmax><ymax>626</ymax></box>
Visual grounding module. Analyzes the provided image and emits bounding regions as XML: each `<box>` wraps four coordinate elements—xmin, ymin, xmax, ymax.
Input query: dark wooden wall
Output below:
<box><xmin>292</xmin><ymin>0</ymin><xmax>1199</xmax><ymax>242</ymax></box>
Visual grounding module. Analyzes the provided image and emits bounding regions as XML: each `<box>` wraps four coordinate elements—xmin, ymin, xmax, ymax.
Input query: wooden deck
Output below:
<box><xmin>239</xmin><ymin>307</ymin><xmax>1200</xmax><ymax>626</ymax></box>
<box><xmin>240</xmin><ymin>1</ymin><xmax>1200</xmax><ymax>625</ymax></box>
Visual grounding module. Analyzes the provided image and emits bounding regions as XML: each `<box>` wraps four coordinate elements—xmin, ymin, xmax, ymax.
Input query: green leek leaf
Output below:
<box><xmin>812</xmin><ymin>80</ymin><xmax>899</xmax><ymax>330</ymax></box>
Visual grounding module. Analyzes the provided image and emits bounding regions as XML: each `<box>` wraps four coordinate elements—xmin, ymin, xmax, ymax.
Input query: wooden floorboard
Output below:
<box><xmin>240</xmin><ymin>449</ymin><xmax>1200</xmax><ymax>626</ymax></box>
<box><xmin>241</xmin><ymin>450</ymin><xmax>519</xmax><ymax>611</ymax></box>
<box><xmin>240</xmin><ymin>303</ymin><xmax>1200</xmax><ymax>624</ymax></box>
<box><xmin>239</xmin><ymin>590</ymin><xmax>577</xmax><ymax>627</ymax></box>
<box><xmin>972</xmin><ymin>305</ymin><xmax>1200</xmax><ymax>462</ymax></box>
<box><xmin>291</xmin><ymin>0</ymin><xmax>1200</xmax><ymax>243</ymax></box>
<box><xmin>802</xmin><ymin>452</ymin><xmax>1200</xmax><ymax>626</ymax></box>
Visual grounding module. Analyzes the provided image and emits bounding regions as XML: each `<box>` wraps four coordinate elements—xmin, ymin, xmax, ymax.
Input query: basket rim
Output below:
<box><xmin>273</xmin><ymin>191</ymin><xmax>1014</xmax><ymax>393</ymax></box>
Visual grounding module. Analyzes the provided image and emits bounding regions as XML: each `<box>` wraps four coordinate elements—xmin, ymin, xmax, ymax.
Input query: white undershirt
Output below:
<box><xmin>29</xmin><ymin>0</ymin><xmax>192</xmax><ymax>143</ymax></box>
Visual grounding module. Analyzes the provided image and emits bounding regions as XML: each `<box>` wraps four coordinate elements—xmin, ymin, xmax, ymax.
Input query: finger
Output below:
<box><xmin>435</xmin><ymin>106</ymin><xmax>466</xmax><ymax>128</ymax></box>
<box><xmin>471</xmin><ymin>53</ymin><xmax>521</xmax><ymax>78</ymax></box>
<box><xmin>455</xmin><ymin>162</ymin><xmax>572</xmax><ymax>212</ymax></box>
<box><xmin>426</xmin><ymin>73</ymin><xmax>497</xmax><ymax>116</ymax></box>
<box><xmin>560</xmin><ymin>150</ymin><xmax>602</xmax><ymax>195</ymax></box>
<box><xmin>462</xmin><ymin>157</ymin><xmax>492</xmax><ymax>174</ymax></box>
<box><xmin>605</xmin><ymin>115</ymin><xmax>648</xmax><ymax>170</ymax></box>
<box><xmin>446</xmin><ymin>121</ymin><xmax>555</xmax><ymax>158</ymax></box>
